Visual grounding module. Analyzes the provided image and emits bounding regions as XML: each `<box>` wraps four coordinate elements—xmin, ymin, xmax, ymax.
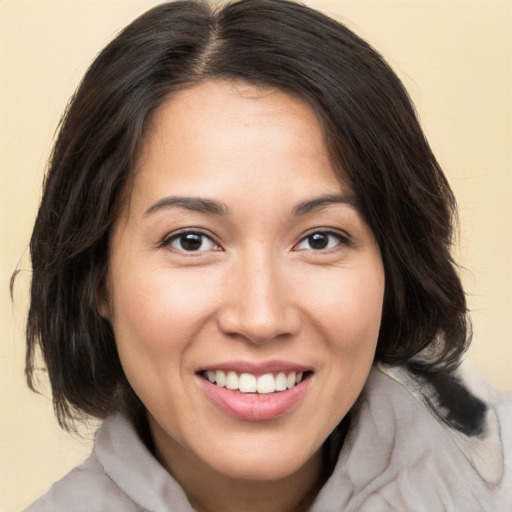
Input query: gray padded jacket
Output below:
<box><xmin>25</xmin><ymin>364</ymin><xmax>512</xmax><ymax>511</ymax></box>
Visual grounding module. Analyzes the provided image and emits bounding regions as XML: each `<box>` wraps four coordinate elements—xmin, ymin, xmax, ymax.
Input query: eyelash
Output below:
<box><xmin>161</xmin><ymin>230</ymin><xmax>221</xmax><ymax>253</ymax></box>
<box><xmin>161</xmin><ymin>229</ymin><xmax>349</xmax><ymax>254</ymax></box>
<box><xmin>293</xmin><ymin>230</ymin><xmax>349</xmax><ymax>252</ymax></box>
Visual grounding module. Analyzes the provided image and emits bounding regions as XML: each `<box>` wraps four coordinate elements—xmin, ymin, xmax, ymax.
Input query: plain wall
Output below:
<box><xmin>1</xmin><ymin>1</ymin><xmax>511</xmax><ymax>510</ymax></box>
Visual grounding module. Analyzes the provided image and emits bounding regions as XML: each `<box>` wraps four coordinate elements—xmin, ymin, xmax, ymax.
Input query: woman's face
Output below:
<box><xmin>103</xmin><ymin>80</ymin><xmax>385</xmax><ymax>485</ymax></box>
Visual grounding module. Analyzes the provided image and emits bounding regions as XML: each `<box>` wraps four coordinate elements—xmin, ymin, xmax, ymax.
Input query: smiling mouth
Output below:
<box><xmin>198</xmin><ymin>370</ymin><xmax>313</xmax><ymax>394</ymax></box>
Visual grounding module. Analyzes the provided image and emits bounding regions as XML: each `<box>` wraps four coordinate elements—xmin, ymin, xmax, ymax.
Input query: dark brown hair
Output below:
<box><xmin>21</xmin><ymin>0</ymin><xmax>469</xmax><ymax>429</ymax></box>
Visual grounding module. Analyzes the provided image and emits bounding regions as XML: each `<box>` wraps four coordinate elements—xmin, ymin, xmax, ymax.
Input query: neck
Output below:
<box><xmin>149</xmin><ymin>418</ymin><xmax>325</xmax><ymax>512</ymax></box>
<box><xmin>183</xmin><ymin>460</ymin><xmax>323</xmax><ymax>512</ymax></box>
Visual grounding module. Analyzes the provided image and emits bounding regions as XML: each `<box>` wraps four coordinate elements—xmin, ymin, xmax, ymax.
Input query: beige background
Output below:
<box><xmin>1</xmin><ymin>1</ymin><xmax>511</xmax><ymax>510</ymax></box>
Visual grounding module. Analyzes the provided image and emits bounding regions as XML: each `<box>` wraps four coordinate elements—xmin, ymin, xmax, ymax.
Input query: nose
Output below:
<box><xmin>217</xmin><ymin>251</ymin><xmax>301</xmax><ymax>345</ymax></box>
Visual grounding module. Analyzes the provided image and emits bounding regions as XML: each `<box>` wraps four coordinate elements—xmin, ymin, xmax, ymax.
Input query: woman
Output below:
<box><xmin>19</xmin><ymin>0</ymin><xmax>510</xmax><ymax>510</ymax></box>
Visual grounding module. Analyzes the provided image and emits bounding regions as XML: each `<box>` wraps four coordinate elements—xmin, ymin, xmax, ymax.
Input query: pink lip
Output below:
<box><xmin>198</xmin><ymin>359</ymin><xmax>311</xmax><ymax>376</ymax></box>
<box><xmin>197</xmin><ymin>373</ymin><xmax>311</xmax><ymax>422</ymax></box>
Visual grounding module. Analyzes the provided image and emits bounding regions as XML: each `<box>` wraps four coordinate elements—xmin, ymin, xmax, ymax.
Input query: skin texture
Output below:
<box><xmin>101</xmin><ymin>80</ymin><xmax>385</xmax><ymax>512</ymax></box>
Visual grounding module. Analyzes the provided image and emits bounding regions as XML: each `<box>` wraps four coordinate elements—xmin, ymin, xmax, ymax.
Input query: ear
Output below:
<box><xmin>97</xmin><ymin>274</ymin><xmax>112</xmax><ymax>321</ymax></box>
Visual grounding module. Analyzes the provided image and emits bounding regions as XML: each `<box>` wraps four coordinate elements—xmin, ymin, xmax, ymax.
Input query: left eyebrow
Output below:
<box><xmin>143</xmin><ymin>196</ymin><xmax>230</xmax><ymax>217</ymax></box>
<box><xmin>292</xmin><ymin>192</ymin><xmax>359</xmax><ymax>216</ymax></box>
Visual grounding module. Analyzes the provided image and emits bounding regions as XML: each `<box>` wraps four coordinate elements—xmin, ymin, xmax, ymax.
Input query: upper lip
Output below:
<box><xmin>197</xmin><ymin>360</ymin><xmax>313</xmax><ymax>376</ymax></box>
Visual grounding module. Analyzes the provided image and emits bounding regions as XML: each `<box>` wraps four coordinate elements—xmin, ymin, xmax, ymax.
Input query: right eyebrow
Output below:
<box><xmin>143</xmin><ymin>196</ymin><xmax>231</xmax><ymax>217</ymax></box>
<box><xmin>291</xmin><ymin>192</ymin><xmax>359</xmax><ymax>216</ymax></box>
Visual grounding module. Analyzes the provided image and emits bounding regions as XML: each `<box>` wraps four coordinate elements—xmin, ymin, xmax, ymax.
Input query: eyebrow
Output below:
<box><xmin>144</xmin><ymin>196</ymin><xmax>230</xmax><ymax>217</ymax></box>
<box><xmin>143</xmin><ymin>192</ymin><xmax>359</xmax><ymax>218</ymax></box>
<box><xmin>292</xmin><ymin>192</ymin><xmax>359</xmax><ymax>216</ymax></box>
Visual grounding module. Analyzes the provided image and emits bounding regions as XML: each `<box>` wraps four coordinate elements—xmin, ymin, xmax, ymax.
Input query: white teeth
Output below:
<box><xmin>286</xmin><ymin>372</ymin><xmax>297</xmax><ymax>389</ymax></box>
<box><xmin>225</xmin><ymin>371</ymin><xmax>239</xmax><ymax>390</ymax></box>
<box><xmin>239</xmin><ymin>373</ymin><xmax>257</xmax><ymax>393</ymax></box>
<box><xmin>275</xmin><ymin>372</ymin><xmax>287</xmax><ymax>391</ymax></box>
<box><xmin>257</xmin><ymin>373</ymin><xmax>275</xmax><ymax>394</ymax></box>
<box><xmin>205</xmin><ymin>369</ymin><xmax>307</xmax><ymax>394</ymax></box>
<box><xmin>215</xmin><ymin>370</ymin><xmax>226</xmax><ymax>387</ymax></box>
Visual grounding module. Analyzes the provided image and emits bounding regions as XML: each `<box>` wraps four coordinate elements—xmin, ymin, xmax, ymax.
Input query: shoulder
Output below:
<box><xmin>376</xmin><ymin>362</ymin><xmax>512</xmax><ymax>479</ymax></box>
<box><xmin>24</xmin><ymin>414</ymin><xmax>195</xmax><ymax>512</ymax></box>
<box><xmin>363</xmin><ymin>364</ymin><xmax>512</xmax><ymax>510</ymax></box>
<box><xmin>23</xmin><ymin>450</ymin><xmax>139</xmax><ymax>512</ymax></box>
<box><xmin>314</xmin><ymin>363</ymin><xmax>512</xmax><ymax>512</ymax></box>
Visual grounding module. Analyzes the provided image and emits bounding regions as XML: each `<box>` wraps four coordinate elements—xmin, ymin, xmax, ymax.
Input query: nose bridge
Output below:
<box><xmin>217</xmin><ymin>244</ymin><xmax>299</xmax><ymax>343</ymax></box>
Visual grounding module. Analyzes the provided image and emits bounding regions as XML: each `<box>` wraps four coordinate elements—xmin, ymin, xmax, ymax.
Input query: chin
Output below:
<box><xmin>200</xmin><ymin>436</ymin><xmax>322</xmax><ymax>482</ymax></box>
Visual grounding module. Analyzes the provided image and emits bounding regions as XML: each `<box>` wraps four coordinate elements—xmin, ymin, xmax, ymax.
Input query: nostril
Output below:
<box><xmin>216</xmin><ymin>305</ymin><xmax>302</xmax><ymax>345</ymax></box>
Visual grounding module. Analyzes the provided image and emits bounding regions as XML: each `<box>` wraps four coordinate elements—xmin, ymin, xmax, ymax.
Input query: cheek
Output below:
<box><xmin>109</xmin><ymin>266</ymin><xmax>221</xmax><ymax>360</ymax></box>
<box><xmin>300</xmin><ymin>262</ymin><xmax>385</xmax><ymax>349</ymax></box>
<box><xmin>108</xmin><ymin>266</ymin><xmax>224</xmax><ymax>419</ymax></box>
<box><xmin>317</xmin><ymin>269</ymin><xmax>384</xmax><ymax>416</ymax></box>
<box><xmin>338</xmin><ymin>272</ymin><xmax>384</xmax><ymax>344</ymax></box>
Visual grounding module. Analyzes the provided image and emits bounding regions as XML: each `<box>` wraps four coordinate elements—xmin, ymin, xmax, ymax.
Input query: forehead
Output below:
<box><xmin>129</xmin><ymin>80</ymin><xmax>348</xmax><ymax>212</ymax></box>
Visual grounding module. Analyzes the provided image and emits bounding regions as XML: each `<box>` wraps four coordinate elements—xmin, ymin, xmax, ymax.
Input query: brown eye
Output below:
<box><xmin>295</xmin><ymin>231</ymin><xmax>346</xmax><ymax>251</ymax></box>
<box><xmin>168</xmin><ymin>232</ymin><xmax>217</xmax><ymax>252</ymax></box>
<box><xmin>307</xmin><ymin>233</ymin><xmax>329</xmax><ymax>250</ymax></box>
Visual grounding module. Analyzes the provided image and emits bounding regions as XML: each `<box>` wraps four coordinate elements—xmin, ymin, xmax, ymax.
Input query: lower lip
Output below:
<box><xmin>198</xmin><ymin>377</ymin><xmax>310</xmax><ymax>421</ymax></box>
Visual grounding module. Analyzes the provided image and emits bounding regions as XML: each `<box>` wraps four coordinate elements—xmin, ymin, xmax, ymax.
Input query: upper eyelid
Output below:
<box><xmin>160</xmin><ymin>228</ymin><xmax>221</xmax><ymax>249</ymax></box>
<box><xmin>165</xmin><ymin>227</ymin><xmax>211</xmax><ymax>238</ymax></box>
<box><xmin>291</xmin><ymin>229</ymin><xmax>350</xmax><ymax>253</ymax></box>
<box><xmin>291</xmin><ymin>227</ymin><xmax>352</xmax><ymax>254</ymax></box>
<box><xmin>299</xmin><ymin>227</ymin><xmax>350</xmax><ymax>241</ymax></box>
